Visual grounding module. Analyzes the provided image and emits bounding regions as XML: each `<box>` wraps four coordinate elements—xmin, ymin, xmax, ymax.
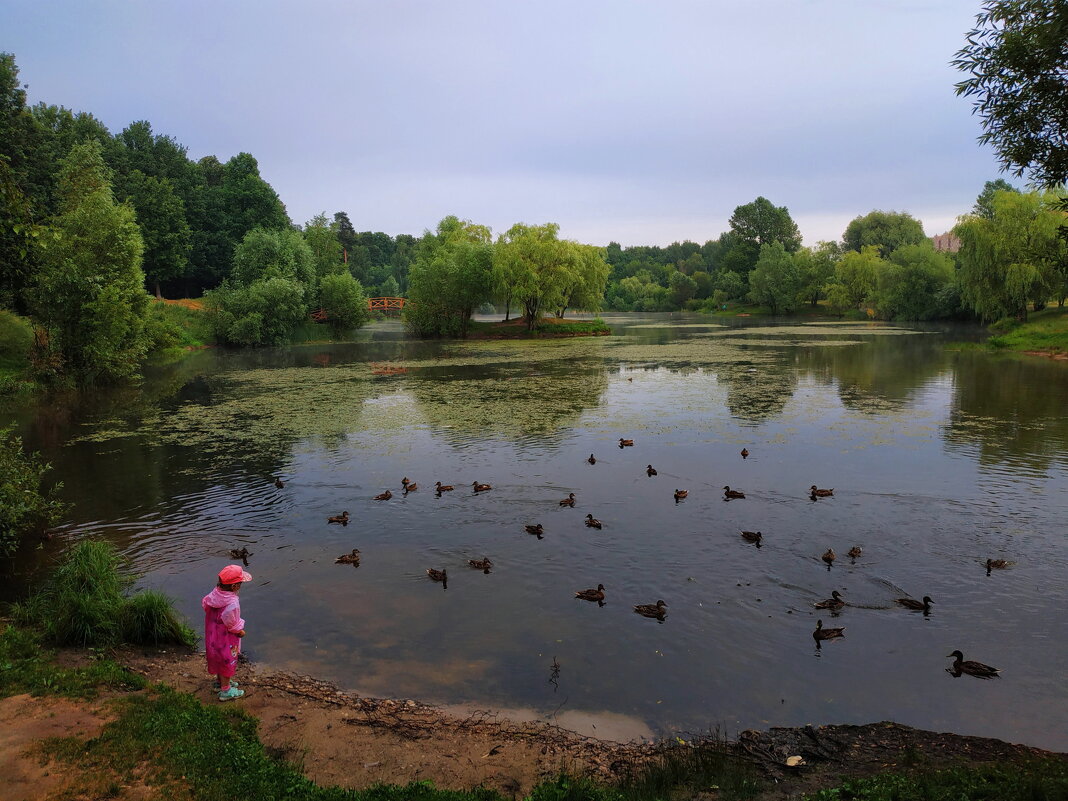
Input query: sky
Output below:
<box><xmin>3</xmin><ymin>0</ymin><xmax>1005</xmax><ymax>247</ymax></box>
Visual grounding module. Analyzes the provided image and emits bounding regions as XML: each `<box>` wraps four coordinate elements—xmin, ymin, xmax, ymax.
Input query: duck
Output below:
<box><xmin>373</xmin><ymin>489</ymin><xmax>393</xmax><ymax>501</ymax></box>
<box><xmin>946</xmin><ymin>650</ymin><xmax>1000</xmax><ymax>678</ymax></box>
<box><xmin>559</xmin><ymin>492</ymin><xmax>576</xmax><ymax>507</ymax></box>
<box><xmin>228</xmin><ymin>546</ymin><xmax>252</xmax><ymax>560</ymax></box>
<box><xmin>822</xmin><ymin>548</ymin><xmax>836</xmax><ymax>566</ymax></box>
<box><xmin>740</xmin><ymin>530</ymin><xmax>762</xmax><ymax>545</ymax></box>
<box><xmin>810</xmin><ymin>485</ymin><xmax>834</xmax><ymax>497</ymax></box>
<box><xmin>813</xmin><ymin>619</ymin><xmax>845</xmax><ymax>641</ymax></box>
<box><xmin>674</xmin><ymin>489</ymin><xmax>688</xmax><ymax>501</ymax></box>
<box><xmin>472</xmin><ymin>481</ymin><xmax>492</xmax><ymax>492</ymax></box>
<box><xmin>847</xmin><ymin>546</ymin><xmax>863</xmax><ymax>559</ymax></box>
<box><xmin>814</xmin><ymin>590</ymin><xmax>845</xmax><ymax>610</ymax></box>
<box><xmin>723</xmin><ymin>486</ymin><xmax>745</xmax><ymax>499</ymax></box>
<box><xmin>274</xmin><ymin>477</ymin><xmax>285</xmax><ymax>488</ymax></box>
<box><xmin>524</xmin><ymin>523</ymin><xmax>544</xmax><ymax>536</ymax></box>
<box><xmin>328</xmin><ymin>511</ymin><xmax>350</xmax><ymax>524</ymax></box>
<box><xmin>740</xmin><ymin>448</ymin><xmax>749</xmax><ymax>459</ymax></box>
<box><xmin>584</xmin><ymin>514</ymin><xmax>602</xmax><ymax>529</ymax></box>
<box><xmin>468</xmin><ymin>558</ymin><xmax>493</xmax><ymax>571</ymax></box>
<box><xmin>401</xmin><ymin>476</ymin><xmax>412</xmax><ymax>488</ymax></box>
<box><xmin>575</xmin><ymin>583</ymin><xmax>606</xmax><ymax>602</ymax></box>
<box><xmin>896</xmin><ymin>595</ymin><xmax>933</xmax><ymax>612</ymax></box>
<box><xmin>335</xmin><ymin>549</ymin><xmax>361</xmax><ymax>565</ymax></box>
<box><xmin>985</xmin><ymin>558</ymin><xmax>1011</xmax><ymax>574</ymax></box>
<box><xmin>434</xmin><ymin>481</ymin><xmax>454</xmax><ymax>492</ymax></box>
<box><xmin>634</xmin><ymin>600</ymin><xmax>667</xmax><ymax>618</ymax></box>
<box><xmin>403</xmin><ymin>482</ymin><xmax>418</xmax><ymax>492</ymax></box>
<box><xmin>427</xmin><ymin>568</ymin><xmax>447</xmax><ymax>583</ymax></box>
<box><xmin>587</xmin><ymin>453</ymin><xmax>596</xmax><ymax>465</ymax></box>
<box><xmin>646</xmin><ymin>465</ymin><xmax>658</xmax><ymax>477</ymax></box>
<box><xmin>619</xmin><ymin>438</ymin><xmax>634</xmax><ymax>447</ymax></box>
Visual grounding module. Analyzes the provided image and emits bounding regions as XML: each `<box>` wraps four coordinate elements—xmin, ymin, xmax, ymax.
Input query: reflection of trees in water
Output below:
<box><xmin>718</xmin><ymin>357</ymin><xmax>799</xmax><ymax>423</ymax></box>
<box><xmin>943</xmin><ymin>352</ymin><xmax>1068</xmax><ymax>471</ymax></box>
<box><xmin>409</xmin><ymin>361</ymin><xmax>609</xmax><ymax>442</ymax></box>
<box><xmin>794</xmin><ymin>334</ymin><xmax>949</xmax><ymax>413</ymax></box>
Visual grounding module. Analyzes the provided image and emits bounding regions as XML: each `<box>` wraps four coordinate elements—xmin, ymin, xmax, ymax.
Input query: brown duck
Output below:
<box><xmin>822</xmin><ymin>548</ymin><xmax>836</xmax><ymax>566</ymax></box>
<box><xmin>587</xmin><ymin>453</ymin><xmax>596</xmax><ymax>465</ymax></box>
<box><xmin>740</xmin><ymin>530</ymin><xmax>762</xmax><ymax>545</ymax></box>
<box><xmin>274</xmin><ymin>477</ymin><xmax>285</xmax><ymax>488</ymax></box>
<box><xmin>810</xmin><ymin>485</ymin><xmax>834</xmax><ymax>497</ymax></box>
<box><xmin>426</xmin><ymin>568</ymin><xmax>447</xmax><ymax>582</ymax></box>
<box><xmin>946</xmin><ymin>650</ymin><xmax>1000</xmax><ymax>678</ymax></box>
<box><xmin>814</xmin><ymin>590</ymin><xmax>845</xmax><ymax>610</ymax></box>
<box><xmin>723</xmin><ymin>486</ymin><xmax>745</xmax><ymax>499</ymax></box>
<box><xmin>740</xmin><ymin>448</ymin><xmax>749</xmax><ymax>459</ymax></box>
<box><xmin>633</xmin><ymin>600</ymin><xmax>667</xmax><ymax>618</ymax></box>
<box><xmin>896</xmin><ymin>595</ymin><xmax>933</xmax><ymax>612</ymax></box>
<box><xmin>335</xmin><ymin>549</ymin><xmax>361</xmax><ymax>565</ymax></box>
<box><xmin>434</xmin><ymin>481</ymin><xmax>454</xmax><ymax>492</ymax></box>
<box><xmin>674</xmin><ymin>489</ymin><xmax>688</xmax><ymax>501</ymax></box>
<box><xmin>472</xmin><ymin>481</ymin><xmax>492</xmax><ymax>492</ymax></box>
<box><xmin>647</xmin><ymin>465</ymin><xmax>658</xmax><ymax>476</ymax></box>
<box><xmin>847</xmin><ymin>546</ymin><xmax>862</xmax><ymax>559</ymax></box>
<box><xmin>228</xmin><ymin>546</ymin><xmax>252</xmax><ymax>560</ymax></box>
<box><xmin>619</xmin><ymin>438</ymin><xmax>634</xmax><ymax>447</ymax></box>
<box><xmin>813</xmin><ymin>619</ymin><xmax>845</xmax><ymax>641</ymax></box>
<box><xmin>373</xmin><ymin>489</ymin><xmax>392</xmax><ymax>501</ymax></box>
<box><xmin>328</xmin><ymin>511</ymin><xmax>350</xmax><ymax>524</ymax></box>
<box><xmin>559</xmin><ymin>492</ymin><xmax>576</xmax><ymax>507</ymax></box>
<box><xmin>584</xmin><ymin>514</ymin><xmax>602</xmax><ymax>529</ymax></box>
<box><xmin>468</xmin><ymin>558</ymin><xmax>493</xmax><ymax>571</ymax></box>
<box><xmin>524</xmin><ymin>523</ymin><xmax>544</xmax><ymax>537</ymax></box>
<box><xmin>575</xmin><ymin>584</ymin><xmax>606</xmax><ymax>602</ymax></box>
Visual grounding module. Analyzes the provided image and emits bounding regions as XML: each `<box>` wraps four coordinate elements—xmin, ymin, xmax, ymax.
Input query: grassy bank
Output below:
<box><xmin>986</xmin><ymin>306</ymin><xmax>1068</xmax><ymax>354</ymax></box>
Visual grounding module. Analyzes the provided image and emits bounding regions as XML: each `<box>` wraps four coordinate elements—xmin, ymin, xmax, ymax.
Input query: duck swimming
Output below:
<box><xmin>524</xmin><ymin>523</ymin><xmax>544</xmax><ymax>537</ymax></box>
<box><xmin>575</xmin><ymin>583</ymin><xmax>606</xmax><ymax>602</ymax></box>
<box><xmin>335</xmin><ymin>549</ymin><xmax>361</xmax><ymax>565</ymax></box>
<box><xmin>435</xmin><ymin>481</ymin><xmax>454</xmax><ymax>492</ymax></box>
<box><xmin>740</xmin><ymin>448</ymin><xmax>749</xmax><ymax>459</ymax></box>
<box><xmin>403</xmin><ymin>482</ymin><xmax>418</xmax><ymax>492</ymax></box>
<box><xmin>468</xmin><ymin>558</ymin><xmax>493</xmax><ymax>571</ymax></box>
<box><xmin>847</xmin><ymin>546</ymin><xmax>863</xmax><ymax>559</ymax></box>
<box><xmin>426</xmin><ymin>568</ymin><xmax>447</xmax><ymax>582</ymax></box>
<box><xmin>472</xmin><ymin>481</ymin><xmax>492</xmax><ymax>492</ymax></box>
<box><xmin>814</xmin><ymin>590</ymin><xmax>845</xmax><ymax>610</ymax></box>
<box><xmin>328</xmin><ymin>511</ymin><xmax>350</xmax><ymax>524</ymax></box>
<box><xmin>946</xmin><ymin>649</ymin><xmax>1000</xmax><ymax>678</ymax></box>
<box><xmin>559</xmin><ymin>492</ymin><xmax>576</xmax><ymax>507</ymax></box>
<box><xmin>647</xmin><ymin>465</ymin><xmax>658</xmax><ymax>477</ymax></box>
<box><xmin>813</xmin><ymin>619</ymin><xmax>845</xmax><ymax>641</ymax></box>
<box><xmin>985</xmin><ymin>558</ymin><xmax>1011</xmax><ymax>575</ymax></box>
<box><xmin>810</xmin><ymin>485</ymin><xmax>834</xmax><ymax>497</ymax></box>
<box><xmin>373</xmin><ymin>489</ymin><xmax>392</xmax><ymax>501</ymax></box>
<box><xmin>228</xmin><ymin>547</ymin><xmax>252</xmax><ymax>560</ymax></box>
<box><xmin>674</xmin><ymin>489</ymin><xmax>688</xmax><ymax>501</ymax></box>
<box><xmin>274</xmin><ymin>477</ymin><xmax>285</xmax><ymax>488</ymax></box>
<box><xmin>587</xmin><ymin>454</ymin><xmax>596</xmax><ymax>465</ymax></box>
<box><xmin>822</xmin><ymin>548</ymin><xmax>836</xmax><ymax>566</ymax></box>
<box><xmin>723</xmin><ymin>486</ymin><xmax>745</xmax><ymax>499</ymax></box>
<box><xmin>619</xmin><ymin>438</ymin><xmax>634</xmax><ymax>447</ymax></box>
<box><xmin>740</xmin><ymin>530</ymin><xmax>762</xmax><ymax>545</ymax></box>
<box><xmin>896</xmin><ymin>595</ymin><xmax>933</xmax><ymax>612</ymax></box>
<box><xmin>584</xmin><ymin>514</ymin><xmax>602</xmax><ymax>529</ymax></box>
<box><xmin>634</xmin><ymin>600</ymin><xmax>667</xmax><ymax>618</ymax></box>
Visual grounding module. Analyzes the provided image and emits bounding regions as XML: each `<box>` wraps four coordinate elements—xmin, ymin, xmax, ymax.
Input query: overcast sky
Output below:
<box><xmin>4</xmin><ymin>0</ymin><xmax>1004</xmax><ymax>247</ymax></box>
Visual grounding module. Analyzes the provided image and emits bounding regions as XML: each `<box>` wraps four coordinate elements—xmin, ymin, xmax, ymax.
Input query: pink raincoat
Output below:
<box><xmin>202</xmin><ymin>587</ymin><xmax>245</xmax><ymax>678</ymax></box>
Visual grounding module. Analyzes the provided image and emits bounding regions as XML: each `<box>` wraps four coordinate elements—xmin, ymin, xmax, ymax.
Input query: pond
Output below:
<box><xmin>3</xmin><ymin>313</ymin><xmax>1067</xmax><ymax>749</ymax></box>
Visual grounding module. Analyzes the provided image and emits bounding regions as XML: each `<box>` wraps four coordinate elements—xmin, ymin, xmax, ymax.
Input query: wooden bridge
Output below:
<box><xmin>310</xmin><ymin>297</ymin><xmax>406</xmax><ymax>321</ymax></box>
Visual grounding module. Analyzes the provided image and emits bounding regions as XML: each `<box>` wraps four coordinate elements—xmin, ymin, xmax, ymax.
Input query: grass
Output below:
<box><xmin>803</xmin><ymin>760</ymin><xmax>1068</xmax><ymax>800</ymax></box>
<box><xmin>146</xmin><ymin>299</ymin><xmax>214</xmax><ymax>352</ymax></box>
<box><xmin>986</xmin><ymin>306</ymin><xmax>1068</xmax><ymax>353</ymax></box>
<box><xmin>0</xmin><ymin>309</ymin><xmax>36</xmax><ymax>396</ymax></box>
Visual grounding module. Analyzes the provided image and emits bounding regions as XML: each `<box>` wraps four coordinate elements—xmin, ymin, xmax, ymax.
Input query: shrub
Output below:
<box><xmin>0</xmin><ymin>427</ymin><xmax>67</xmax><ymax>556</ymax></box>
<box><xmin>204</xmin><ymin>277</ymin><xmax>306</xmax><ymax>346</ymax></box>
<box><xmin>318</xmin><ymin>273</ymin><xmax>370</xmax><ymax>337</ymax></box>
<box><xmin>121</xmin><ymin>589</ymin><xmax>196</xmax><ymax>647</ymax></box>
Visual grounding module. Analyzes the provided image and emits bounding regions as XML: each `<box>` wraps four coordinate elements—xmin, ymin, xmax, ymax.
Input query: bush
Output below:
<box><xmin>14</xmin><ymin>540</ymin><xmax>195</xmax><ymax>648</ymax></box>
<box><xmin>0</xmin><ymin>427</ymin><xmax>67</xmax><ymax>556</ymax></box>
<box><xmin>0</xmin><ymin>309</ymin><xmax>33</xmax><ymax>370</ymax></box>
<box><xmin>318</xmin><ymin>273</ymin><xmax>370</xmax><ymax>337</ymax></box>
<box><xmin>204</xmin><ymin>277</ymin><xmax>307</xmax><ymax>346</ymax></box>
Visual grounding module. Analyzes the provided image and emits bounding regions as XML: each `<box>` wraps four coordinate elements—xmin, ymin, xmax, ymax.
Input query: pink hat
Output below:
<box><xmin>219</xmin><ymin>564</ymin><xmax>252</xmax><ymax>584</ymax></box>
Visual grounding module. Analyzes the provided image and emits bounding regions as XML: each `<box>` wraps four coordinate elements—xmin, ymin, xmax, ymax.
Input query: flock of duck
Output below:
<box><xmin>266</xmin><ymin>437</ymin><xmax>1005</xmax><ymax>679</ymax></box>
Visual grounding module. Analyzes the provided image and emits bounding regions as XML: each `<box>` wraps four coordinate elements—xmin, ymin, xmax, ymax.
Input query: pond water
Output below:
<box><xmin>3</xmin><ymin>313</ymin><xmax>1067</xmax><ymax>749</ymax></box>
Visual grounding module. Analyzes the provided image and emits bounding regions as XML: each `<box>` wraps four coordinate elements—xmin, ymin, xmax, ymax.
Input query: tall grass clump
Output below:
<box><xmin>614</xmin><ymin>737</ymin><xmax>762</xmax><ymax>801</ymax></box>
<box><xmin>14</xmin><ymin>540</ymin><xmax>195</xmax><ymax>648</ymax></box>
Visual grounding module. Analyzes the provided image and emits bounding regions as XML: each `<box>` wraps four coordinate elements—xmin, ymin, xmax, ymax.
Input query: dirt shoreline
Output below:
<box><xmin>112</xmin><ymin>647</ymin><xmax>1067</xmax><ymax>799</ymax></box>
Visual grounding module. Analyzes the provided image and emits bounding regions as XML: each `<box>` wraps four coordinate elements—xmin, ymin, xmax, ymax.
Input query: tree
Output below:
<box><xmin>0</xmin><ymin>427</ymin><xmax>66</xmax><ymax>556</ymax></box>
<box><xmin>318</xmin><ymin>272</ymin><xmax>370</xmax><ymax>337</ymax></box>
<box><xmin>842</xmin><ymin>210</ymin><xmax>926</xmax><ymax>256</ymax></box>
<box><xmin>668</xmin><ymin>269</ymin><xmax>698</xmax><ymax>308</ymax></box>
<box><xmin>303</xmin><ymin>212</ymin><xmax>344</xmax><ymax>284</ymax></box>
<box><xmin>31</xmin><ymin>141</ymin><xmax>149</xmax><ymax>382</ymax></box>
<box><xmin>953</xmin><ymin>1</ymin><xmax>1068</xmax><ymax>187</ymax></box>
<box><xmin>974</xmin><ymin>179</ymin><xmax>1019</xmax><ymax>218</ymax></box>
<box><xmin>871</xmin><ymin>243</ymin><xmax>957</xmax><ymax>320</ymax></box>
<box><xmin>553</xmin><ymin>243</ymin><xmax>610</xmax><ymax>317</ymax></box>
<box><xmin>405</xmin><ymin>216</ymin><xmax>493</xmax><ymax>338</ymax></box>
<box><xmin>123</xmin><ymin>171</ymin><xmax>191</xmax><ymax>298</ymax></box>
<box><xmin>795</xmin><ymin>241</ymin><xmax>839</xmax><ymax>306</ymax></box>
<box><xmin>747</xmin><ymin>242</ymin><xmax>801</xmax><ymax>314</ymax></box>
<box><xmin>231</xmin><ymin>227</ymin><xmax>315</xmax><ymax>289</ymax></box>
<box><xmin>204</xmin><ymin>276</ymin><xmax>306</xmax><ymax>346</ymax></box>
<box><xmin>219</xmin><ymin>153</ymin><xmax>289</xmax><ymax>243</ymax></box>
<box><xmin>955</xmin><ymin>189</ymin><xmax>1065</xmax><ymax>321</ymax></box>
<box><xmin>824</xmin><ymin>246</ymin><xmax>883</xmax><ymax>313</ymax></box>
<box><xmin>725</xmin><ymin>196</ymin><xmax>802</xmax><ymax>275</ymax></box>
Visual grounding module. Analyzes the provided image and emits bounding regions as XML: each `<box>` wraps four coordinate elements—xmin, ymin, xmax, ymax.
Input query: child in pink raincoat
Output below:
<box><xmin>202</xmin><ymin>564</ymin><xmax>251</xmax><ymax>701</ymax></box>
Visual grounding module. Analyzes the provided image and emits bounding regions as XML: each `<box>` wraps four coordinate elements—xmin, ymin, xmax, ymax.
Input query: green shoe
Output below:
<box><xmin>213</xmin><ymin>679</ymin><xmax>238</xmax><ymax>690</ymax></box>
<box><xmin>218</xmin><ymin>687</ymin><xmax>245</xmax><ymax>701</ymax></box>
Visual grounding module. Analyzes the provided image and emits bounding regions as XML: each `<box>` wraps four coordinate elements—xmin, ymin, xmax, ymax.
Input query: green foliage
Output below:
<box><xmin>205</xmin><ymin>276</ymin><xmax>307</xmax><ymax>346</ymax></box>
<box><xmin>31</xmin><ymin>140</ymin><xmax>150</xmax><ymax>383</ymax></box>
<box><xmin>871</xmin><ymin>243</ymin><xmax>957</xmax><ymax>321</ymax></box>
<box><xmin>795</xmin><ymin>241</ymin><xmax>840</xmax><ymax>306</ymax></box>
<box><xmin>954</xmin><ymin>0</ymin><xmax>1068</xmax><ymax>187</ymax></box>
<box><xmin>842</xmin><ymin>210</ymin><xmax>926</xmax><ymax>256</ymax></box>
<box><xmin>974</xmin><ymin>178</ymin><xmax>1019</xmax><ymax>219</ymax></box>
<box><xmin>0</xmin><ymin>426</ymin><xmax>66</xmax><ymax>556</ymax></box>
<box><xmin>747</xmin><ymin>241</ymin><xmax>801</xmax><ymax>314</ymax></box>
<box><xmin>318</xmin><ymin>272</ymin><xmax>370</xmax><ymax>337</ymax></box>
<box><xmin>825</xmin><ymin>246</ymin><xmax>883</xmax><ymax>312</ymax></box>
<box><xmin>803</xmin><ymin>759</ymin><xmax>1068</xmax><ymax>801</ymax></box>
<box><xmin>231</xmin><ymin>227</ymin><xmax>315</xmax><ymax>289</ymax></box>
<box><xmin>606</xmin><ymin>272</ymin><xmax>670</xmax><ymax>311</ymax></box>
<box><xmin>0</xmin><ymin>308</ymin><xmax>32</xmax><ymax>369</ymax></box>
<box><xmin>304</xmin><ymin>212</ymin><xmax>345</xmax><ymax>283</ymax></box>
<box><xmin>726</xmin><ymin>196</ymin><xmax>803</xmax><ymax>275</ymax></box>
<box><xmin>668</xmin><ymin>270</ymin><xmax>698</xmax><ymax>307</ymax></box>
<box><xmin>122</xmin><ymin>169</ymin><xmax>191</xmax><ymax>297</ymax></box>
<box><xmin>13</xmin><ymin>540</ymin><xmax>194</xmax><ymax>648</ymax></box>
<box><xmin>0</xmin><ymin>625</ymin><xmax>145</xmax><ymax>699</ymax></box>
<box><xmin>986</xmin><ymin>306</ymin><xmax>1068</xmax><ymax>352</ymax></box>
<box><xmin>143</xmin><ymin>301</ymin><xmax>213</xmax><ymax>351</ymax></box>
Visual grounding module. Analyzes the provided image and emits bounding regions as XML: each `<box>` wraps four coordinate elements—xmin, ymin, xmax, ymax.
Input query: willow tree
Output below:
<box><xmin>553</xmin><ymin>243</ymin><xmax>610</xmax><ymax>318</ymax></box>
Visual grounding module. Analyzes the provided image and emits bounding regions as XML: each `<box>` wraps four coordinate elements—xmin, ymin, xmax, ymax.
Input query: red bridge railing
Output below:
<box><xmin>368</xmin><ymin>297</ymin><xmax>406</xmax><ymax>313</ymax></box>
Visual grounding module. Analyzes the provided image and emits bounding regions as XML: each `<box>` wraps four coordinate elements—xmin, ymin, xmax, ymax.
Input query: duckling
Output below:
<box><xmin>847</xmin><ymin>546</ymin><xmax>863</xmax><ymax>559</ymax></box>
<box><xmin>813</xmin><ymin>619</ymin><xmax>845</xmax><ymax>641</ymax></box>
<box><xmin>426</xmin><ymin>568</ymin><xmax>447</xmax><ymax>582</ymax></box>
<box><xmin>810</xmin><ymin>485</ymin><xmax>834</xmax><ymax>497</ymax></box>
<box><xmin>472</xmin><ymin>481</ymin><xmax>492</xmax><ymax>492</ymax></box>
<box><xmin>401</xmin><ymin>476</ymin><xmax>411</xmax><ymax>487</ymax></box>
<box><xmin>335</xmin><ymin>549</ymin><xmax>361</xmax><ymax>565</ymax></box>
<box><xmin>584</xmin><ymin>514</ymin><xmax>602</xmax><ymax>529</ymax></box>
<box><xmin>646</xmin><ymin>465</ymin><xmax>658</xmax><ymax>477</ymax></box>
<box><xmin>740</xmin><ymin>448</ymin><xmax>749</xmax><ymax>459</ymax></box>
<box><xmin>373</xmin><ymin>489</ymin><xmax>393</xmax><ymax>501</ymax></box>
<box><xmin>674</xmin><ymin>488</ymin><xmax>688</xmax><ymax>501</ymax></box>
<box><xmin>822</xmin><ymin>548</ymin><xmax>836</xmax><ymax>566</ymax></box>
<box><xmin>946</xmin><ymin>650</ymin><xmax>1000</xmax><ymax>678</ymax></box>
<box><xmin>740</xmin><ymin>530</ymin><xmax>762</xmax><ymax>545</ymax></box>
<box><xmin>403</xmin><ymin>482</ymin><xmax>418</xmax><ymax>492</ymax></box>
<box><xmin>274</xmin><ymin>477</ymin><xmax>285</xmax><ymax>488</ymax></box>
<box><xmin>468</xmin><ymin>557</ymin><xmax>493</xmax><ymax>571</ymax></box>
<box><xmin>228</xmin><ymin>546</ymin><xmax>252</xmax><ymax>560</ymax></box>
<box><xmin>634</xmin><ymin>600</ymin><xmax>667</xmax><ymax>618</ymax></box>
<box><xmin>328</xmin><ymin>511</ymin><xmax>350</xmax><ymax>525</ymax></box>
<box><xmin>587</xmin><ymin>453</ymin><xmax>596</xmax><ymax>465</ymax></box>
<box><xmin>559</xmin><ymin>492</ymin><xmax>576</xmax><ymax>507</ymax></box>
<box><xmin>985</xmin><ymin>558</ymin><xmax>1011</xmax><ymax>575</ymax></box>
<box><xmin>575</xmin><ymin>583</ymin><xmax>606</xmax><ymax>602</ymax></box>
<box><xmin>723</xmin><ymin>486</ymin><xmax>745</xmax><ymax>499</ymax></box>
<box><xmin>619</xmin><ymin>438</ymin><xmax>634</xmax><ymax>447</ymax></box>
<box><xmin>814</xmin><ymin>590</ymin><xmax>845</xmax><ymax>610</ymax></box>
<box><xmin>435</xmin><ymin>481</ymin><xmax>454</xmax><ymax>492</ymax></box>
<box><xmin>524</xmin><ymin>523</ymin><xmax>544</xmax><ymax>536</ymax></box>
<box><xmin>895</xmin><ymin>595</ymin><xmax>933</xmax><ymax>612</ymax></box>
